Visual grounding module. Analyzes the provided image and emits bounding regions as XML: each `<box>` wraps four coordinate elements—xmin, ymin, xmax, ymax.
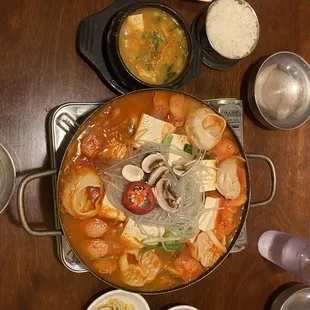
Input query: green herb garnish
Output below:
<box><xmin>143</xmin><ymin>243</ymin><xmax>185</xmax><ymax>253</ymax></box>
<box><xmin>164</xmin><ymin>64</ymin><xmax>177</xmax><ymax>83</ymax></box>
<box><xmin>164</xmin><ymin>71</ymin><xmax>177</xmax><ymax>84</ymax></box>
<box><xmin>163</xmin><ymin>133</ymin><xmax>173</xmax><ymax>145</ymax></box>
<box><xmin>167</xmin><ymin>64</ymin><xmax>174</xmax><ymax>73</ymax></box>
<box><xmin>183</xmin><ymin>143</ymin><xmax>193</xmax><ymax>155</ymax></box>
<box><xmin>151</xmin><ymin>32</ymin><xmax>160</xmax><ymax>56</ymax></box>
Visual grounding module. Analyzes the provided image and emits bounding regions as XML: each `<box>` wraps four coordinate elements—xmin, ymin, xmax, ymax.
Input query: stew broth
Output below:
<box><xmin>119</xmin><ymin>8</ymin><xmax>189</xmax><ymax>85</ymax></box>
<box><xmin>59</xmin><ymin>90</ymin><xmax>247</xmax><ymax>292</ymax></box>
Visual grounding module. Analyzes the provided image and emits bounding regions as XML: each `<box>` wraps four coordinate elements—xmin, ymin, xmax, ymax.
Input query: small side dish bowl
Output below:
<box><xmin>106</xmin><ymin>2</ymin><xmax>194</xmax><ymax>90</ymax></box>
<box><xmin>248</xmin><ymin>51</ymin><xmax>310</xmax><ymax>130</ymax></box>
<box><xmin>87</xmin><ymin>290</ymin><xmax>150</xmax><ymax>310</ymax></box>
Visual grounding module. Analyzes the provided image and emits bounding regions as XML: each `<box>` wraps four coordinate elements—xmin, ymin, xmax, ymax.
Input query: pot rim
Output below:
<box><xmin>57</xmin><ymin>88</ymin><xmax>251</xmax><ymax>294</ymax></box>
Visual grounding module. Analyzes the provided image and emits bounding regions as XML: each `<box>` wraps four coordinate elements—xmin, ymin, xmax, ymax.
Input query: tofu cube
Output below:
<box><xmin>120</xmin><ymin>218</ymin><xmax>164</xmax><ymax>248</ymax></box>
<box><xmin>134</xmin><ymin>114</ymin><xmax>176</xmax><ymax>147</ymax></box>
<box><xmin>127</xmin><ymin>14</ymin><xmax>144</xmax><ymax>31</ymax></box>
<box><xmin>199</xmin><ymin>197</ymin><xmax>221</xmax><ymax>231</ymax></box>
<box><xmin>120</xmin><ymin>218</ymin><xmax>144</xmax><ymax>248</ymax></box>
<box><xmin>166</xmin><ymin>134</ymin><xmax>189</xmax><ymax>165</ymax></box>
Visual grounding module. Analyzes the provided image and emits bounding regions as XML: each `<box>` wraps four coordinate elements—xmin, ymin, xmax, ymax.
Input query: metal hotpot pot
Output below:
<box><xmin>17</xmin><ymin>89</ymin><xmax>276</xmax><ymax>294</ymax></box>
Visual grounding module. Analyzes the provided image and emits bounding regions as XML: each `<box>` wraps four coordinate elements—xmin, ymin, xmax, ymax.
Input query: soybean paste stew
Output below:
<box><xmin>119</xmin><ymin>8</ymin><xmax>189</xmax><ymax>85</ymax></box>
<box><xmin>59</xmin><ymin>90</ymin><xmax>247</xmax><ymax>292</ymax></box>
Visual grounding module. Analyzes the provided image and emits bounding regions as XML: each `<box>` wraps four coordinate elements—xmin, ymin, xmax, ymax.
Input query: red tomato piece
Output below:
<box><xmin>122</xmin><ymin>181</ymin><xmax>155</xmax><ymax>215</ymax></box>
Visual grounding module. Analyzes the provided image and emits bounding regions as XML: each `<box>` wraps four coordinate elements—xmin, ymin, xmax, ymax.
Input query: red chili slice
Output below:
<box><xmin>122</xmin><ymin>181</ymin><xmax>156</xmax><ymax>215</ymax></box>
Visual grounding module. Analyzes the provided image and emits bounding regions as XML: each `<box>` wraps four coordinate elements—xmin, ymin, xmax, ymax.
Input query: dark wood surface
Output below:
<box><xmin>1</xmin><ymin>0</ymin><xmax>310</xmax><ymax>309</ymax></box>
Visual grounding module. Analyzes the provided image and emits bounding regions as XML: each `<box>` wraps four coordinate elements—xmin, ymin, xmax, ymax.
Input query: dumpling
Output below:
<box><xmin>216</xmin><ymin>158</ymin><xmax>241</xmax><ymax>200</ymax></box>
<box><xmin>60</xmin><ymin>166</ymin><xmax>102</xmax><ymax>219</ymax></box>
<box><xmin>119</xmin><ymin>249</ymin><xmax>162</xmax><ymax>287</ymax></box>
<box><xmin>185</xmin><ymin>108</ymin><xmax>226</xmax><ymax>151</ymax></box>
<box><xmin>190</xmin><ymin>231</ymin><xmax>226</xmax><ymax>268</ymax></box>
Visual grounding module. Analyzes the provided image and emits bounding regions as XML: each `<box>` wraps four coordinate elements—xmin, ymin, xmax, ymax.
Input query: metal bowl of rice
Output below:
<box><xmin>205</xmin><ymin>0</ymin><xmax>260</xmax><ymax>61</ymax></box>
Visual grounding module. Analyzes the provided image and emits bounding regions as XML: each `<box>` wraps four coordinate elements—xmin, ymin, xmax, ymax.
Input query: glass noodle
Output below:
<box><xmin>101</xmin><ymin>143</ymin><xmax>218</xmax><ymax>244</ymax></box>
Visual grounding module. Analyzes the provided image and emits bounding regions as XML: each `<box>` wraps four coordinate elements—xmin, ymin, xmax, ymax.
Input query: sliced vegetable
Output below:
<box><xmin>122</xmin><ymin>181</ymin><xmax>156</xmax><ymax>215</ymax></box>
<box><xmin>183</xmin><ymin>143</ymin><xmax>193</xmax><ymax>155</ymax></box>
<box><xmin>148</xmin><ymin>165</ymin><xmax>168</xmax><ymax>187</ymax></box>
<box><xmin>165</xmin><ymin>71</ymin><xmax>177</xmax><ymax>84</ymax></box>
<box><xmin>163</xmin><ymin>133</ymin><xmax>174</xmax><ymax>145</ymax></box>
<box><xmin>121</xmin><ymin>164</ymin><xmax>144</xmax><ymax>182</ymax></box>
<box><xmin>152</xmin><ymin>32</ymin><xmax>160</xmax><ymax>56</ymax></box>
<box><xmin>164</xmin><ymin>64</ymin><xmax>177</xmax><ymax>84</ymax></box>
<box><xmin>155</xmin><ymin>177</ymin><xmax>181</xmax><ymax>213</ymax></box>
<box><xmin>183</xmin><ymin>144</ymin><xmax>215</xmax><ymax>159</ymax></box>
<box><xmin>143</xmin><ymin>243</ymin><xmax>185</xmax><ymax>253</ymax></box>
<box><xmin>167</xmin><ymin>64</ymin><xmax>174</xmax><ymax>72</ymax></box>
<box><xmin>163</xmin><ymin>227</ymin><xmax>193</xmax><ymax>244</ymax></box>
<box><xmin>157</xmin><ymin>31</ymin><xmax>167</xmax><ymax>42</ymax></box>
<box><xmin>141</xmin><ymin>153</ymin><xmax>165</xmax><ymax>173</ymax></box>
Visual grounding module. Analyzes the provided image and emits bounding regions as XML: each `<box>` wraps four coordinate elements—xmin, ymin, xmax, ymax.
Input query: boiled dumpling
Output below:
<box><xmin>216</xmin><ymin>158</ymin><xmax>241</xmax><ymax>200</ymax></box>
<box><xmin>185</xmin><ymin>108</ymin><xmax>226</xmax><ymax>151</ymax></box>
<box><xmin>190</xmin><ymin>231</ymin><xmax>226</xmax><ymax>268</ymax></box>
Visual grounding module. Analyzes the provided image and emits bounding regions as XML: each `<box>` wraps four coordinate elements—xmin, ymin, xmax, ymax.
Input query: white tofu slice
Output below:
<box><xmin>165</xmin><ymin>134</ymin><xmax>189</xmax><ymax>165</ymax></box>
<box><xmin>197</xmin><ymin>160</ymin><xmax>217</xmax><ymax>192</ymax></box>
<box><xmin>127</xmin><ymin>14</ymin><xmax>144</xmax><ymax>31</ymax></box>
<box><xmin>199</xmin><ymin>197</ymin><xmax>221</xmax><ymax>232</ymax></box>
<box><xmin>138</xmin><ymin>69</ymin><xmax>156</xmax><ymax>84</ymax></box>
<box><xmin>134</xmin><ymin>113</ymin><xmax>176</xmax><ymax>147</ymax></box>
<box><xmin>120</xmin><ymin>218</ymin><xmax>164</xmax><ymax>248</ymax></box>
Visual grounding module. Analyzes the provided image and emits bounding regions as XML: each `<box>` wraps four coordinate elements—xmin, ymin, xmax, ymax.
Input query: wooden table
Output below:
<box><xmin>1</xmin><ymin>0</ymin><xmax>310</xmax><ymax>309</ymax></box>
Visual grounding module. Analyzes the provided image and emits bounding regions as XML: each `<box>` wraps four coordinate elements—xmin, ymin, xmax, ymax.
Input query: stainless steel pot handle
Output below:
<box><xmin>246</xmin><ymin>153</ymin><xmax>276</xmax><ymax>208</ymax></box>
<box><xmin>17</xmin><ymin>169</ymin><xmax>63</xmax><ymax>236</ymax></box>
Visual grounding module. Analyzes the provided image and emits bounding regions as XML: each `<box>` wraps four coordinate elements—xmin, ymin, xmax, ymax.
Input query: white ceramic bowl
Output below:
<box><xmin>87</xmin><ymin>290</ymin><xmax>150</xmax><ymax>310</ymax></box>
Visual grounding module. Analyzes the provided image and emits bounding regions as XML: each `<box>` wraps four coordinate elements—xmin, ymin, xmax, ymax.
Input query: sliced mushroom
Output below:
<box><xmin>155</xmin><ymin>178</ymin><xmax>181</xmax><ymax>213</ymax></box>
<box><xmin>122</xmin><ymin>164</ymin><xmax>144</xmax><ymax>182</ymax></box>
<box><xmin>172</xmin><ymin>159</ymin><xmax>196</xmax><ymax>177</ymax></box>
<box><xmin>148</xmin><ymin>166</ymin><xmax>169</xmax><ymax>187</ymax></box>
<box><xmin>173</xmin><ymin>166</ymin><xmax>185</xmax><ymax>177</ymax></box>
<box><xmin>141</xmin><ymin>153</ymin><xmax>165</xmax><ymax>173</ymax></box>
